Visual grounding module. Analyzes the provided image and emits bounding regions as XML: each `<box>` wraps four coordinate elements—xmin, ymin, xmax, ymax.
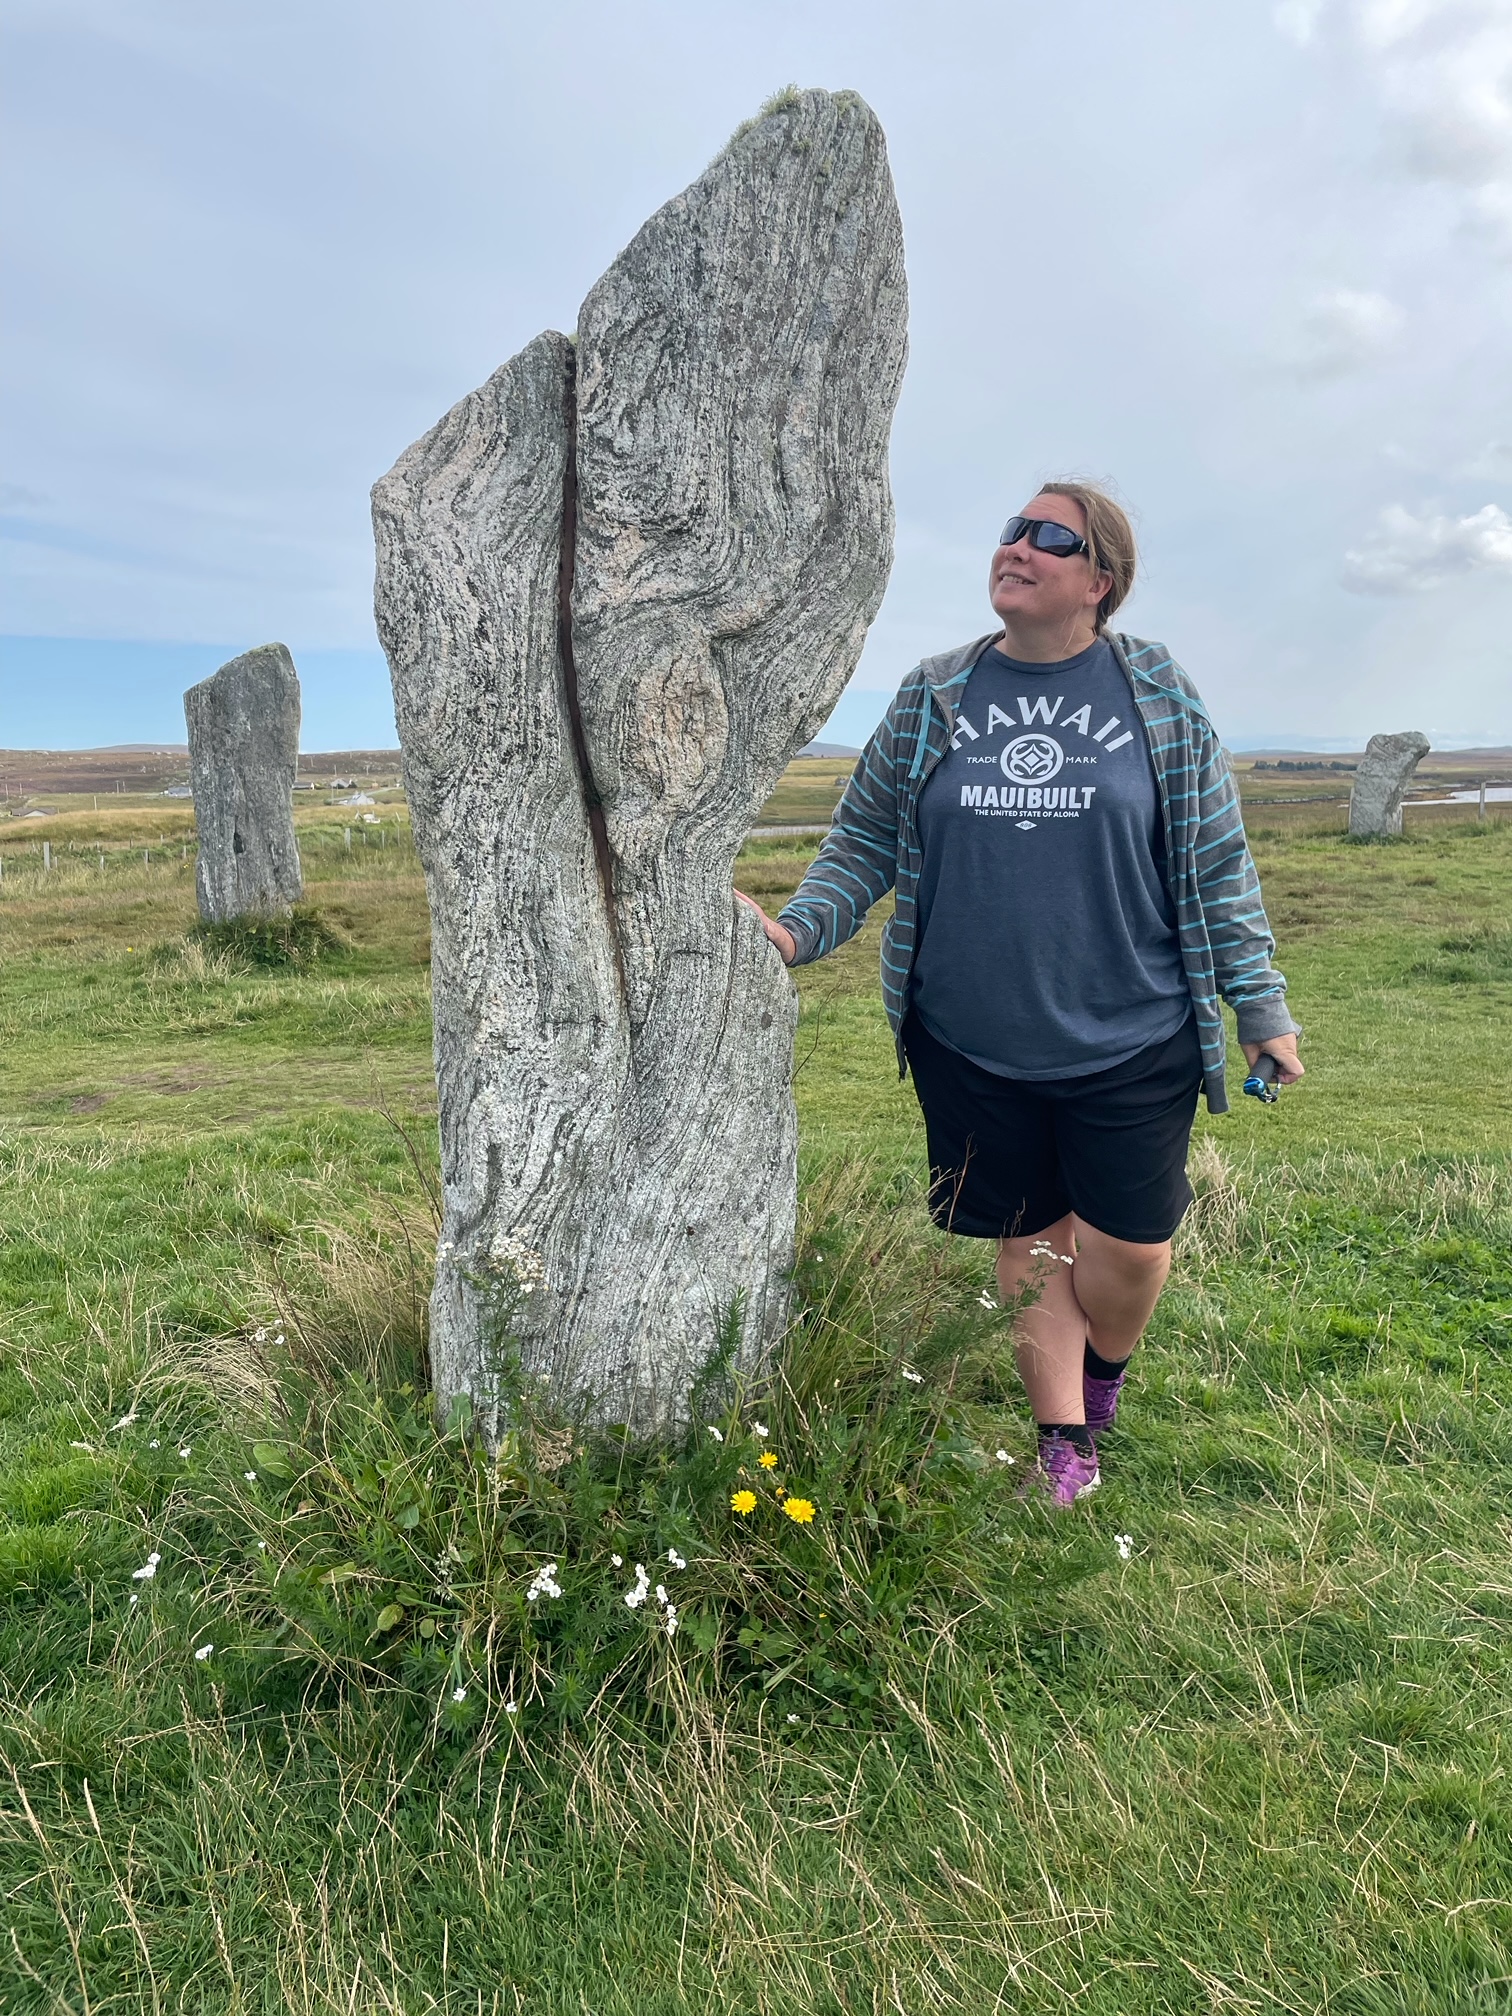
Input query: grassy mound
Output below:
<box><xmin>188</xmin><ymin>902</ymin><xmax>347</xmax><ymax>968</ymax></box>
<box><xmin>176</xmin><ymin>1169</ymin><xmax>1094</xmax><ymax>1746</ymax></box>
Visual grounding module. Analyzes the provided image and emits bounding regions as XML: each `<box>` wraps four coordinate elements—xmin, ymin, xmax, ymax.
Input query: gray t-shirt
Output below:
<box><xmin>912</xmin><ymin>637</ymin><xmax>1192</xmax><ymax>1079</ymax></box>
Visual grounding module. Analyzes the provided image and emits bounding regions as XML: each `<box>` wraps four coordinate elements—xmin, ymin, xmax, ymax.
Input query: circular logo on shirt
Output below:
<box><xmin>1000</xmin><ymin>733</ymin><xmax>1064</xmax><ymax>783</ymax></box>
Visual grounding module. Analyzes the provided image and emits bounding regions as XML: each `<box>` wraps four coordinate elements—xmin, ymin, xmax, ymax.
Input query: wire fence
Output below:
<box><xmin>0</xmin><ymin>820</ymin><xmax>423</xmax><ymax>898</ymax></box>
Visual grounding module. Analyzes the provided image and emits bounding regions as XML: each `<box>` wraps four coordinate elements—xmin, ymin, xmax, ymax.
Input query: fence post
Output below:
<box><xmin>43</xmin><ymin>841</ymin><xmax>51</xmax><ymax>871</ymax></box>
<box><xmin>1479</xmin><ymin>780</ymin><xmax>1487</xmax><ymax>823</ymax></box>
<box><xmin>344</xmin><ymin>827</ymin><xmax>351</xmax><ymax>850</ymax></box>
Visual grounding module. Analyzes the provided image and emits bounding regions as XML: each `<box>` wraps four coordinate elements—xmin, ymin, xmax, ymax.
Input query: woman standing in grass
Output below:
<box><xmin>739</xmin><ymin>482</ymin><xmax>1303</xmax><ymax>1505</ymax></box>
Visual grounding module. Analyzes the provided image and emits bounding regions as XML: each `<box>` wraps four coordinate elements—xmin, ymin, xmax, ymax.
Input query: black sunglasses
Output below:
<box><xmin>998</xmin><ymin>515</ymin><xmax>1090</xmax><ymax>559</ymax></box>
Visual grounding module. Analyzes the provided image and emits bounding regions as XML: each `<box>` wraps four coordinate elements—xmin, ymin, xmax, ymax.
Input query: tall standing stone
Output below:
<box><xmin>184</xmin><ymin>644</ymin><xmax>304</xmax><ymax>922</ymax></box>
<box><xmin>1348</xmin><ymin>730</ymin><xmax>1430</xmax><ymax>837</ymax></box>
<box><xmin>374</xmin><ymin>88</ymin><xmax>907</xmax><ymax>1437</ymax></box>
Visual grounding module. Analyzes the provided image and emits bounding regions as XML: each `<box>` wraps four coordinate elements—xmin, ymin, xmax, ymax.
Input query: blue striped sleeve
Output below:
<box><xmin>778</xmin><ymin>681</ymin><xmax>910</xmax><ymax>964</ymax></box>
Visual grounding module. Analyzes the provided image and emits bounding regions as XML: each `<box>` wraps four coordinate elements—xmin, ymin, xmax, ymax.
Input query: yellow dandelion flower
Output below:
<box><xmin>758</xmin><ymin>1450</ymin><xmax>778</xmax><ymax>1469</ymax></box>
<box><xmin>781</xmin><ymin>1496</ymin><xmax>816</xmax><ymax>1525</ymax></box>
<box><xmin>730</xmin><ymin>1489</ymin><xmax>757</xmax><ymax>1516</ymax></box>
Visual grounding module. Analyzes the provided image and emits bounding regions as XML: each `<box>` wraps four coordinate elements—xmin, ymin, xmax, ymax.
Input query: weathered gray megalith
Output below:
<box><xmin>184</xmin><ymin>644</ymin><xmax>304</xmax><ymax>922</ymax></box>
<box><xmin>1348</xmin><ymin>730</ymin><xmax>1430</xmax><ymax>837</ymax></box>
<box><xmin>374</xmin><ymin>88</ymin><xmax>907</xmax><ymax>1437</ymax></box>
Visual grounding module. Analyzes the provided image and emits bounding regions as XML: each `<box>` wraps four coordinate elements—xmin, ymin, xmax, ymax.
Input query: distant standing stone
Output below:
<box><xmin>184</xmin><ymin>644</ymin><xmax>303</xmax><ymax>921</ymax></box>
<box><xmin>1348</xmin><ymin>730</ymin><xmax>1430</xmax><ymax>838</ymax></box>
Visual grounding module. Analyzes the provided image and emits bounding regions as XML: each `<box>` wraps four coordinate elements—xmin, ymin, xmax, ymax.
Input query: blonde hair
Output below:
<box><xmin>1037</xmin><ymin>480</ymin><xmax>1137</xmax><ymax>634</ymax></box>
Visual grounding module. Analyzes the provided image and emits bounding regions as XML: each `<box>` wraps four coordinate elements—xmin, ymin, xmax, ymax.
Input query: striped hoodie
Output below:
<box><xmin>778</xmin><ymin>631</ymin><xmax>1299</xmax><ymax>1115</ymax></box>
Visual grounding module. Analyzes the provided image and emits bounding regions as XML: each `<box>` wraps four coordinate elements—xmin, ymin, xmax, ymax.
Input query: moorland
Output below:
<box><xmin>0</xmin><ymin>767</ymin><xmax>1508</xmax><ymax>2014</ymax></box>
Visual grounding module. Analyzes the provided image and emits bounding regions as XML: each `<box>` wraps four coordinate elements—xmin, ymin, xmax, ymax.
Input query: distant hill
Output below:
<box><xmin>1234</xmin><ymin>746</ymin><xmax>1512</xmax><ymax>770</ymax></box>
<box><xmin>797</xmin><ymin>740</ymin><xmax>861</xmax><ymax>759</ymax></box>
<box><xmin>0</xmin><ymin>745</ymin><xmax>404</xmax><ymax>798</ymax></box>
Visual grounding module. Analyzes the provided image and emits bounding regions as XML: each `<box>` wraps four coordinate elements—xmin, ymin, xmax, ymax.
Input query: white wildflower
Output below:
<box><xmin>451</xmin><ymin>1686</ymin><xmax>467</xmax><ymax>1704</ymax></box>
<box><xmin>149</xmin><ymin>1439</ymin><xmax>160</xmax><ymax>1449</ymax></box>
<box><xmin>256</xmin><ymin>1541</ymin><xmax>267</xmax><ymax>1551</ymax></box>
<box><xmin>666</xmin><ymin>1549</ymin><xmax>686</xmax><ymax>1570</ymax></box>
<box><xmin>1028</xmin><ymin>1241</ymin><xmax>1075</xmax><ymax>1265</ymax></box>
<box><xmin>131</xmin><ymin>1552</ymin><xmax>161</xmax><ymax>1582</ymax></box>
<box><xmin>111</xmin><ymin>1410</ymin><xmax>138</xmax><ymax>1431</ymax></box>
<box><xmin>655</xmin><ymin>1584</ymin><xmax>669</xmax><ymax>1607</ymax></box>
<box><xmin>995</xmin><ymin>1449</ymin><xmax>1014</xmax><ymax>1465</ymax></box>
<box><xmin>663</xmin><ymin>1605</ymin><xmax>678</xmax><ymax>1637</ymax></box>
<box><xmin>505</xmin><ymin>1700</ymin><xmax>518</xmax><ymax>1715</ymax></box>
<box><xmin>525</xmin><ymin>1562</ymin><xmax>562</xmax><ymax>1603</ymax></box>
<box><xmin>193</xmin><ymin>1643</ymin><xmax>213</xmax><ymax>1661</ymax></box>
<box><xmin>707</xmin><ymin>1425</ymin><xmax>724</xmax><ymax>1442</ymax></box>
<box><xmin>484</xmin><ymin>1229</ymin><xmax>546</xmax><ymax>1292</ymax></box>
<box><xmin>128</xmin><ymin>1593</ymin><xmax>139</xmax><ymax>1607</ymax></box>
<box><xmin>254</xmin><ymin>1328</ymin><xmax>268</xmax><ymax>1343</ymax></box>
<box><xmin>243</xmin><ymin>1471</ymin><xmax>257</xmax><ymax>1483</ymax></box>
<box><xmin>178</xmin><ymin>1446</ymin><xmax>191</xmax><ymax>1460</ymax></box>
<box><xmin>623</xmin><ymin>1563</ymin><xmax>650</xmax><ymax>1610</ymax></box>
<box><xmin>1114</xmin><ymin>1534</ymin><xmax>1134</xmax><ymax>1561</ymax></box>
<box><xmin>610</xmin><ymin>1553</ymin><xmax>623</xmax><ymax>1568</ymax></box>
<box><xmin>753</xmin><ymin>1423</ymin><xmax>768</xmax><ymax>1439</ymax></box>
<box><xmin>902</xmin><ymin>1369</ymin><xmax>924</xmax><ymax>1385</ymax></box>
<box><xmin>786</xmin><ymin>1713</ymin><xmax>800</xmax><ymax>1724</ymax></box>
<box><xmin>978</xmin><ymin>1292</ymin><xmax>997</xmax><ymax>1309</ymax></box>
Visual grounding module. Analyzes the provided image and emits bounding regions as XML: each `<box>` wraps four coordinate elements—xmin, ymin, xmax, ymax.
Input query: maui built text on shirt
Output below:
<box><xmin>912</xmin><ymin>637</ymin><xmax>1193</xmax><ymax>1080</ymax></box>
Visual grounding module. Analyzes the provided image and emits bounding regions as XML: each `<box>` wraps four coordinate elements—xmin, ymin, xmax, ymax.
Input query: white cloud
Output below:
<box><xmin>0</xmin><ymin>482</ymin><xmax>51</xmax><ymax>514</ymax></box>
<box><xmin>1342</xmin><ymin>500</ymin><xmax>1512</xmax><ymax>590</ymax></box>
<box><xmin>1286</xmin><ymin>2</ymin><xmax>1512</xmax><ymax>242</ymax></box>
<box><xmin>1275</xmin><ymin>0</ymin><xmax>1328</xmax><ymax>46</ymax></box>
<box><xmin>1287</xmin><ymin>287</ymin><xmax>1404</xmax><ymax>376</ymax></box>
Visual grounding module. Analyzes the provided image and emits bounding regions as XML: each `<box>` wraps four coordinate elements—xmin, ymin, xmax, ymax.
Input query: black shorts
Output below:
<box><xmin>902</xmin><ymin>1011</ymin><xmax>1203</xmax><ymax>1245</ymax></box>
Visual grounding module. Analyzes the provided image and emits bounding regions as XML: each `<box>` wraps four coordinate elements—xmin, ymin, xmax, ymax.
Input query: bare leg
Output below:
<box><xmin>996</xmin><ymin>1215</ymin><xmax>1173</xmax><ymax>1422</ymax></box>
<box><xmin>996</xmin><ymin>1214</ymin><xmax>1084</xmax><ymax>1423</ymax></box>
<box><xmin>1070</xmin><ymin>1218</ymin><xmax>1171</xmax><ymax>1363</ymax></box>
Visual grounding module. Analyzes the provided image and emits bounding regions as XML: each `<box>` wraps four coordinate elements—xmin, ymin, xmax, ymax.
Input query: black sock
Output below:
<box><xmin>1084</xmin><ymin>1342</ymin><xmax>1131</xmax><ymax>1382</ymax></box>
<box><xmin>1037</xmin><ymin>1422</ymin><xmax>1095</xmax><ymax>1457</ymax></box>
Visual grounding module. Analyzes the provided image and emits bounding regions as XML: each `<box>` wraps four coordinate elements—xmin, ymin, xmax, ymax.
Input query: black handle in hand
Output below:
<box><xmin>1243</xmin><ymin>1053</ymin><xmax>1280</xmax><ymax>1103</ymax></box>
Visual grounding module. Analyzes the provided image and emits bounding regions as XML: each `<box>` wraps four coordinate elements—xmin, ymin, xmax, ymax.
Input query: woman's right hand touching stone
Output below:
<box><xmin>735</xmin><ymin>890</ymin><xmax>796</xmax><ymax>966</ymax></box>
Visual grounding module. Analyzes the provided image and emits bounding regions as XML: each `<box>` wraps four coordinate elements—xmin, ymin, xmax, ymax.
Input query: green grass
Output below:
<box><xmin>754</xmin><ymin>755</ymin><xmax>855</xmax><ymax>826</ymax></box>
<box><xmin>1</xmin><ymin>817</ymin><xmax>1510</xmax><ymax>2011</ymax></box>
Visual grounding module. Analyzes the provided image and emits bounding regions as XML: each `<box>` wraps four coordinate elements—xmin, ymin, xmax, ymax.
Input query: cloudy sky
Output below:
<box><xmin>4</xmin><ymin>0</ymin><xmax>1512</xmax><ymax>750</ymax></box>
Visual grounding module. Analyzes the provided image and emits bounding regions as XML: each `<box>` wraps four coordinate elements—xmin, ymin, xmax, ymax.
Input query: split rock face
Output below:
<box><xmin>184</xmin><ymin>644</ymin><xmax>304</xmax><ymax>923</ymax></box>
<box><xmin>373</xmin><ymin>88</ymin><xmax>908</xmax><ymax>1436</ymax></box>
<box><xmin>1348</xmin><ymin>730</ymin><xmax>1430</xmax><ymax>837</ymax></box>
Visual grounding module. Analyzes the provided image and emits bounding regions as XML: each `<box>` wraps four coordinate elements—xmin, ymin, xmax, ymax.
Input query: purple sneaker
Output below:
<box><xmin>1028</xmin><ymin>1432</ymin><xmax>1101</xmax><ymax>1508</ymax></box>
<box><xmin>1083</xmin><ymin>1363</ymin><xmax>1128</xmax><ymax>1443</ymax></box>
